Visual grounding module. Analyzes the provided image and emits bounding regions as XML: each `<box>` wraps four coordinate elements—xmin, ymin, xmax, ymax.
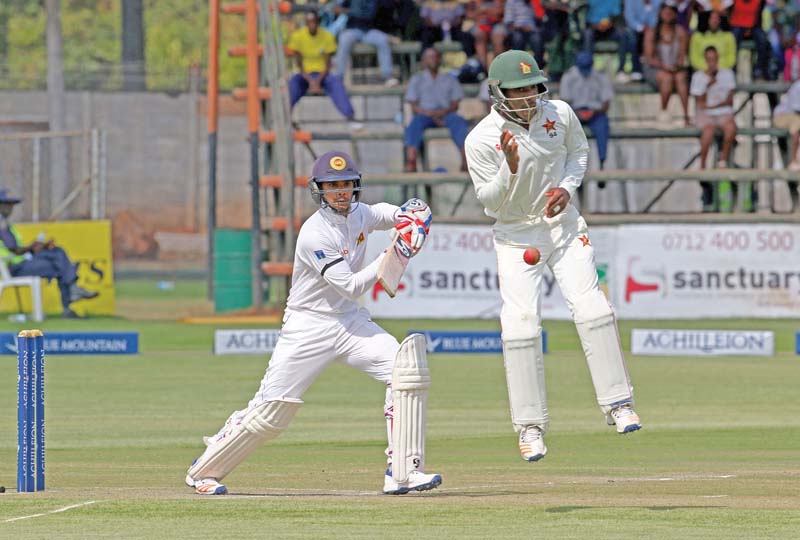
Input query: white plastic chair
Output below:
<box><xmin>0</xmin><ymin>258</ymin><xmax>44</xmax><ymax>322</ymax></box>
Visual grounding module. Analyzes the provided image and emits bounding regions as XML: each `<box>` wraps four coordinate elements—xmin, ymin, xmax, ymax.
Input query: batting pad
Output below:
<box><xmin>392</xmin><ymin>334</ymin><xmax>430</xmax><ymax>483</ymax></box>
<box><xmin>503</xmin><ymin>338</ymin><xmax>549</xmax><ymax>432</ymax></box>
<box><xmin>187</xmin><ymin>398</ymin><xmax>302</xmax><ymax>482</ymax></box>
<box><xmin>575</xmin><ymin>314</ymin><xmax>634</xmax><ymax>412</ymax></box>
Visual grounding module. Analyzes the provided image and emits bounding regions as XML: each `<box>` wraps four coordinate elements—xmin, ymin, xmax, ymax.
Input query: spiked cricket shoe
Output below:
<box><xmin>187</xmin><ymin>476</ymin><xmax>227</xmax><ymax>495</ymax></box>
<box><xmin>606</xmin><ymin>404</ymin><xmax>642</xmax><ymax>434</ymax></box>
<box><xmin>519</xmin><ymin>425</ymin><xmax>547</xmax><ymax>462</ymax></box>
<box><xmin>383</xmin><ymin>469</ymin><xmax>443</xmax><ymax>495</ymax></box>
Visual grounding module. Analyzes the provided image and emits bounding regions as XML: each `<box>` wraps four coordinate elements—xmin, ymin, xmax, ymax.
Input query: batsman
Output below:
<box><xmin>185</xmin><ymin>151</ymin><xmax>440</xmax><ymax>495</ymax></box>
<box><xmin>465</xmin><ymin>50</ymin><xmax>642</xmax><ymax>463</ymax></box>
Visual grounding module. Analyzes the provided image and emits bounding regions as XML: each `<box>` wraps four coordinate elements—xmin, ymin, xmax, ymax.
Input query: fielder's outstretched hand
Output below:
<box><xmin>500</xmin><ymin>130</ymin><xmax>519</xmax><ymax>174</ymax></box>
<box><xmin>544</xmin><ymin>188</ymin><xmax>569</xmax><ymax>218</ymax></box>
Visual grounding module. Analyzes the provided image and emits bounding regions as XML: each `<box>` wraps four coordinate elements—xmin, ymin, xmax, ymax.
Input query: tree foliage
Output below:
<box><xmin>2</xmin><ymin>0</ymin><xmax>250</xmax><ymax>91</ymax></box>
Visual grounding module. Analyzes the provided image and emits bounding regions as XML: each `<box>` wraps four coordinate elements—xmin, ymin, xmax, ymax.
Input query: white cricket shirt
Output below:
<box><xmin>464</xmin><ymin>100</ymin><xmax>589</xmax><ymax>223</ymax></box>
<box><xmin>286</xmin><ymin>202</ymin><xmax>398</xmax><ymax>316</ymax></box>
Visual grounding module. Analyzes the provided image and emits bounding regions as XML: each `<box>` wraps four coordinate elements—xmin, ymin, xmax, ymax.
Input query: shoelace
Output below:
<box><xmin>612</xmin><ymin>406</ymin><xmax>635</xmax><ymax>419</ymax></box>
<box><xmin>520</xmin><ymin>426</ymin><xmax>542</xmax><ymax>443</ymax></box>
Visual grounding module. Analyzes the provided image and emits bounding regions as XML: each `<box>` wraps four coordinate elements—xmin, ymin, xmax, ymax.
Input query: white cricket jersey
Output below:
<box><xmin>285</xmin><ymin>202</ymin><xmax>398</xmax><ymax>316</ymax></box>
<box><xmin>464</xmin><ymin>100</ymin><xmax>589</xmax><ymax>223</ymax></box>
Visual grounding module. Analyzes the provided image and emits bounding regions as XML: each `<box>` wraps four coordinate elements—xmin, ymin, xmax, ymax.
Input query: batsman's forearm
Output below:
<box><xmin>323</xmin><ymin>255</ymin><xmax>384</xmax><ymax>300</ymax></box>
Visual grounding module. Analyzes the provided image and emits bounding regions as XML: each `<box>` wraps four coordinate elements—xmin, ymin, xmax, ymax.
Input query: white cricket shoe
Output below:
<box><xmin>187</xmin><ymin>477</ymin><xmax>228</xmax><ymax>495</ymax></box>
<box><xmin>518</xmin><ymin>425</ymin><xmax>547</xmax><ymax>462</ymax></box>
<box><xmin>606</xmin><ymin>404</ymin><xmax>642</xmax><ymax>434</ymax></box>
<box><xmin>383</xmin><ymin>469</ymin><xmax>443</xmax><ymax>495</ymax></box>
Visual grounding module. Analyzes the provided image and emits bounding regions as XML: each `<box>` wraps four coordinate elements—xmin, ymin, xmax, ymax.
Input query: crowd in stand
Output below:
<box><xmin>284</xmin><ymin>0</ymin><xmax>800</xmax><ymax>209</ymax></box>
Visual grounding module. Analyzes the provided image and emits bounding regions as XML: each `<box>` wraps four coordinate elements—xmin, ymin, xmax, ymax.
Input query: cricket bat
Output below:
<box><xmin>377</xmin><ymin>230</ymin><xmax>411</xmax><ymax>298</ymax></box>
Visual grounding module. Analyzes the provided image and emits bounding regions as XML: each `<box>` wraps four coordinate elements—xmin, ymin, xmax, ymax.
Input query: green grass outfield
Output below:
<box><xmin>0</xmin><ymin>279</ymin><xmax>798</xmax><ymax>539</ymax></box>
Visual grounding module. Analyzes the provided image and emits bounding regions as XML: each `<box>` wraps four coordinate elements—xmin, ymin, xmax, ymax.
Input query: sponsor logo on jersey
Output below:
<box><xmin>579</xmin><ymin>234</ymin><xmax>591</xmax><ymax>246</ymax></box>
<box><xmin>314</xmin><ymin>250</ymin><xmax>326</xmax><ymax>260</ymax></box>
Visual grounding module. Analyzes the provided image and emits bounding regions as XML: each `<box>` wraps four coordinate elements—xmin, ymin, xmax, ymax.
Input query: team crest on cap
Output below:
<box><xmin>519</xmin><ymin>61</ymin><xmax>532</xmax><ymax>74</ymax></box>
<box><xmin>330</xmin><ymin>156</ymin><xmax>347</xmax><ymax>170</ymax></box>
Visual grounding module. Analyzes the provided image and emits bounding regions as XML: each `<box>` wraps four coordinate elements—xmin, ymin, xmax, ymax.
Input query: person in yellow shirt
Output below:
<box><xmin>287</xmin><ymin>11</ymin><xmax>362</xmax><ymax>130</ymax></box>
<box><xmin>690</xmin><ymin>10</ymin><xmax>737</xmax><ymax>71</ymax></box>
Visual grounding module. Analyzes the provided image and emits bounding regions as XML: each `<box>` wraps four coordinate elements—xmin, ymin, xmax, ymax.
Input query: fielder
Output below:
<box><xmin>464</xmin><ymin>50</ymin><xmax>642</xmax><ymax>462</ymax></box>
<box><xmin>185</xmin><ymin>151</ymin><xmax>441</xmax><ymax>495</ymax></box>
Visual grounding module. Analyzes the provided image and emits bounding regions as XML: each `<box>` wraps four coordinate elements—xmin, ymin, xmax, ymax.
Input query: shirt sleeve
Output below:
<box><xmin>0</xmin><ymin>226</ymin><xmax>18</xmax><ymax>251</ymax></box>
<box><xmin>450</xmin><ymin>79</ymin><xmax>464</xmax><ymax>102</ymax></box>
<box><xmin>465</xmin><ymin>135</ymin><xmax>518</xmax><ymax>213</ymax></box>
<box><xmin>299</xmin><ymin>235</ymin><xmax>384</xmax><ymax>301</ymax></box>
<box><xmin>720</xmin><ymin>70</ymin><xmax>736</xmax><ymax>94</ymax></box>
<box><xmin>690</xmin><ymin>72</ymin><xmax>706</xmax><ymax>97</ymax></box>
<box><xmin>287</xmin><ymin>30</ymin><xmax>300</xmax><ymax>53</ymax></box>
<box><xmin>365</xmin><ymin>202</ymin><xmax>400</xmax><ymax>232</ymax></box>
<box><xmin>559</xmin><ymin>105</ymin><xmax>589</xmax><ymax>201</ymax></box>
<box><xmin>405</xmin><ymin>75</ymin><xmax>420</xmax><ymax>103</ymax></box>
<box><xmin>600</xmin><ymin>73</ymin><xmax>614</xmax><ymax>103</ymax></box>
<box><xmin>322</xmin><ymin>30</ymin><xmax>337</xmax><ymax>55</ymax></box>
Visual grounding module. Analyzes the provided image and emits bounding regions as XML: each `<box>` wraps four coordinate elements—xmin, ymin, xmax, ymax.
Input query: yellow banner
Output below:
<box><xmin>1</xmin><ymin>220</ymin><xmax>115</xmax><ymax>316</ymax></box>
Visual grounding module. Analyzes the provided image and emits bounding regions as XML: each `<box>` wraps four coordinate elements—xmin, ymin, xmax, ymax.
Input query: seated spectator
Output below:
<box><xmin>691</xmin><ymin>46</ymin><xmax>737</xmax><ymax>208</ymax></box>
<box><xmin>465</xmin><ymin>0</ymin><xmax>507</xmax><ymax>70</ymax></box>
<box><xmin>419</xmin><ymin>0</ymin><xmax>476</xmax><ymax>58</ymax></box>
<box><xmin>375</xmin><ymin>0</ymin><xmax>421</xmax><ymax>42</ymax></box>
<box><xmin>644</xmin><ymin>4</ymin><xmax>691</xmax><ymax>125</ymax></box>
<box><xmin>403</xmin><ymin>48</ymin><xmax>470</xmax><ymax>179</ymax></box>
<box><xmin>332</xmin><ymin>0</ymin><xmax>399</xmax><ymax>87</ymax></box>
<box><xmin>502</xmin><ymin>0</ymin><xmax>545</xmax><ymax>68</ymax></box>
<box><xmin>773</xmin><ymin>78</ymin><xmax>800</xmax><ymax>172</ymax></box>
<box><xmin>673</xmin><ymin>0</ymin><xmax>695</xmax><ymax>32</ymax></box>
<box><xmin>623</xmin><ymin>0</ymin><xmax>662</xmax><ymax>82</ymax></box>
<box><xmin>769</xmin><ymin>2</ymin><xmax>800</xmax><ymax>81</ymax></box>
<box><xmin>0</xmin><ymin>189</ymin><xmax>98</xmax><ymax>319</ymax></box>
<box><xmin>694</xmin><ymin>0</ymin><xmax>734</xmax><ymax>32</ymax></box>
<box><xmin>690</xmin><ymin>10</ymin><xmax>737</xmax><ymax>72</ymax></box>
<box><xmin>287</xmin><ymin>11</ymin><xmax>363</xmax><ymax>131</ymax></box>
<box><xmin>729</xmin><ymin>0</ymin><xmax>771</xmax><ymax>80</ymax></box>
<box><xmin>583</xmin><ymin>0</ymin><xmax>631</xmax><ymax>83</ymax></box>
<box><xmin>541</xmin><ymin>0</ymin><xmax>574</xmax><ymax>82</ymax></box>
<box><xmin>559</xmin><ymin>51</ymin><xmax>615</xmax><ymax>173</ymax></box>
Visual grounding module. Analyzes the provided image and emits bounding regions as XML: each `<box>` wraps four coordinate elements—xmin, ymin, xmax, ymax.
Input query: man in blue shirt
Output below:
<box><xmin>0</xmin><ymin>189</ymin><xmax>97</xmax><ymax>318</ymax></box>
<box><xmin>403</xmin><ymin>47</ymin><xmax>470</xmax><ymax>180</ymax></box>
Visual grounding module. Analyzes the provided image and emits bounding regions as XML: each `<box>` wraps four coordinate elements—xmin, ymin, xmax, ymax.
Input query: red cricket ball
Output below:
<box><xmin>523</xmin><ymin>247</ymin><xmax>541</xmax><ymax>265</ymax></box>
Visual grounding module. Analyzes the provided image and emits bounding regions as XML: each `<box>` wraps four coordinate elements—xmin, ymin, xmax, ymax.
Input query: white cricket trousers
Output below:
<box><xmin>249</xmin><ymin>308</ymin><xmax>399</xmax><ymax>406</ymax></box>
<box><xmin>493</xmin><ymin>205</ymin><xmax>632</xmax><ymax>430</ymax></box>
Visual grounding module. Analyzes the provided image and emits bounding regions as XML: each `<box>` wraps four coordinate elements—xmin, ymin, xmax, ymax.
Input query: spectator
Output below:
<box><xmin>583</xmin><ymin>0</ymin><xmax>631</xmax><ymax>83</ymax></box>
<box><xmin>691</xmin><ymin>46</ymin><xmax>738</xmax><ymax>208</ymax></box>
<box><xmin>559</xmin><ymin>51</ymin><xmax>615</xmax><ymax>173</ymax></box>
<box><xmin>541</xmin><ymin>0</ymin><xmax>574</xmax><ymax>81</ymax></box>
<box><xmin>695</xmin><ymin>0</ymin><xmax>734</xmax><ymax>32</ymax></box>
<box><xmin>729</xmin><ymin>0</ymin><xmax>771</xmax><ymax>80</ymax></box>
<box><xmin>673</xmin><ymin>0</ymin><xmax>696</xmax><ymax>31</ymax></box>
<box><xmin>502</xmin><ymin>0</ymin><xmax>546</xmax><ymax>68</ymax></box>
<box><xmin>773</xmin><ymin>78</ymin><xmax>800</xmax><ymax>173</ymax></box>
<box><xmin>623</xmin><ymin>0</ymin><xmax>662</xmax><ymax>82</ymax></box>
<box><xmin>403</xmin><ymin>48</ymin><xmax>470</xmax><ymax>182</ymax></box>
<box><xmin>768</xmin><ymin>1</ymin><xmax>800</xmax><ymax>80</ymax></box>
<box><xmin>332</xmin><ymin>0</ymin><xmax>399</xmax><ymax>86</ymax></box>
<box><xmin>0</xmin><ymin>189</ymin><xmax>98</xmax><ymax>319</ymax></box>
<box><xmin>465</xmin><ymin>0</ymin><xmax>507</xmax><ymax>70</ymax></box>
<box><xmin>419</xmin><ymin>0</ymin><xmax>476</xmax><ymax>57</ymax></box>
<box><xmin>375</xmin><ymin>0</ymin><xmax>421</xmax><ymax>42</ymax></box>
<box><xmin>287</xmin><ymin>11</ymin><xmax>363</xmax><ymax>131</ymax></box>
<box><xmin>690</xmin><ymin>10</ymin><xmax>738</xmax><ymax>71</ymax></box>
<box><xmin>644</xmin><ymin>4</ymin><xmax>691</xmax><ymax>125</ymax></box>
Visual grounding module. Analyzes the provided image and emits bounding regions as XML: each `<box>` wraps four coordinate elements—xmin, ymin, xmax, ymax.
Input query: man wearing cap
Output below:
<box><xmin>559</xmin><ymin>51</ymin><xmax>615</xmax><ymax>173</ymax></box>
<box><xmin>184</xmin><ymin>151</ymin><xmax>442</xmax><ymax>496</ymax></box>
<box><xmin>464</xmin><ymin>50</ymin><xmax>642</xmax><ymax>464</ymax></box>
<box><xmin>0</xmin><ymin>189</ymin><xmax>97</xmax><ymax>319</ymax></box>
